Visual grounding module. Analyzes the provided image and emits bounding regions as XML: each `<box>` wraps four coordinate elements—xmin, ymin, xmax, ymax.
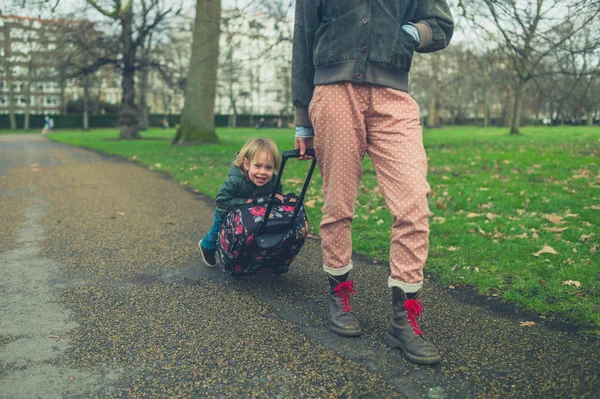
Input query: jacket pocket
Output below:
<box><xmin>313</xmin><ymin>18</ymin><xmax>357</xmax><ymax>66</ymax></box>
<box><xmin>370</xmin><ymin>26</ymin><xmax>415</xmax><ymax>70</ymax></box>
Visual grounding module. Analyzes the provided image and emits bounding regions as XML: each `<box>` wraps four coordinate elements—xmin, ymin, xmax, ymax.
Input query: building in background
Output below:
<box><xmin>0</xmin><ymin>15</ymin><xmax>84</xmax><ymax>115</ymax></box>
<box><xmin>1</xmin><ymin>10</ymin><xmax>295</xmax><ymax>121</ymax></box>
<box><xmin>146</xmin><ymin>10</ymin><xmax>294</xmax><ymax>120</ymax></box>
<box><xmin>216</xmin><ymin>10</ymin><xmax>293</xmax><ymax>119</ymax></box>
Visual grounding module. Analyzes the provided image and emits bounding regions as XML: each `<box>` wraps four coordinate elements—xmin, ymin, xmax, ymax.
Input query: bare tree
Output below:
<box><xmin>86</xmin><ymin>0</ymin><xmax>178</xmax><ymax>139</ymax></box>
<box><xmin>172</xmin><ymin>0</ymin><xmax>221</xmax><ymax>145</ymax></box>
<box><xmin>458</xmin><ymin>0</ymin><xmax>600</xmax><ymax>134</ymax></box>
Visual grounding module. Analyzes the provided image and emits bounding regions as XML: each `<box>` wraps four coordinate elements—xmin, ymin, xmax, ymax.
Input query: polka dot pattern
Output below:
<box><xmin>308</xmin><ymin>83</ymin><xmax>430</xmax><ymax>285</ymax></box>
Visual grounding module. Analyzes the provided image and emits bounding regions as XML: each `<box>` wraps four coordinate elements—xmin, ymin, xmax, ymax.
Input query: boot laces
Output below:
<box><xmin>334</xmin><ymin>280</ymin><xmax>355</xmax><ymax>313</ymax></box>
<box><xmin>404</xmin><ymin>299</ymin><xmax>424</xmax><ymax>335</ymax></box>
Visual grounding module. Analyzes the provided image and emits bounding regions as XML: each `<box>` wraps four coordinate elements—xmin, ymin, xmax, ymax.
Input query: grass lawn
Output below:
<box><xmin>22</xmin><ymin>125</ymin><xmax>600</xmax><ymax>332</ymax></box>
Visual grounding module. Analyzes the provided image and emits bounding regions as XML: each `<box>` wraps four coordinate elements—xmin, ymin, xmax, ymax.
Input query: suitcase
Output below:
<box><xmin>216</xmin><ymin>149</ymin><xmax>317</xmax><ymax>276</ymax></box>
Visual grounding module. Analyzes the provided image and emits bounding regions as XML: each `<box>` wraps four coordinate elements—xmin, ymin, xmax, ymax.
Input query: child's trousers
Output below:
<box><xmin>201</xmin><ymin>209</ymin><xmax>223</xmax><ymax>250</ymax></box>
<box><xmin>308</xmin><ymin>83</ymin><xmax>430</xmax><ymax>286</ymax></box>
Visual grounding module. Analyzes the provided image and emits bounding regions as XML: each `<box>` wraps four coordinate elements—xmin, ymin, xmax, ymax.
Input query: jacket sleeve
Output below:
<box><xmin>216</xmin><ymin>176</ymin><xmax>248</xmax><ymax>210</ymax></box>
<box><xmin>291</xmin><ymin>0</ymin><xmax>321</xmax><ymax>127</ymax></box>
<box><xmin>409</xmin><ymin>0</ymin><xmax>454</xmax><ymax>53</ymax></box>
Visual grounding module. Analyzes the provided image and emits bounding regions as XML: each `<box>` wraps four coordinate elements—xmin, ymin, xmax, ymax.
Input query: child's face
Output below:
<box><xmin>243</xmin><ymin>150</ymin><xmax>275</xmax><ymax>187</ymax></box>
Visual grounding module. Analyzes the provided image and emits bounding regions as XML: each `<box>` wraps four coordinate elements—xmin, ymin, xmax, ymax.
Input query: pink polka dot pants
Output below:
<box><xmin>308</xmin><ymin>83</ymin><xmax>431</xmax><ymax>285</ymax></box>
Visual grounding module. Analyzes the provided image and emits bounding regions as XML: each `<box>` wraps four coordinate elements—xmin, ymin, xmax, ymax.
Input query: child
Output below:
<box><xmin>199</xmin><ymin>138</ymin><xmax>282</xmax><ymax>267</ymax></box>
<box><xmin>41</xmin><ymin>116</ymin><xmax>50</xmax><ymax>135</ymax></box>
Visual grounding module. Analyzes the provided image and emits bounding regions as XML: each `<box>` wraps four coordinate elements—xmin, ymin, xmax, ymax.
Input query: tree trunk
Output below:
<box><xmin>60</xmin><ymin>78</ymin><xmax>67</xmax><ymax>114</ymax></box>
<box><xmin>228</xmin><ymin>82</ymin><xmax>238</xmax><ymax>128</ymax></box>
<box><xmin>510</xmin><ymin>81</ymin><xmax>526</xmax><ymax>135</ymax></box>
<box><xmin>24</xmin><ymin>84</ymin><xmax>30</xmax><ymax>132</ymax></box>
<box><xmin>119</xmin><ymin>7</ymin><xmax>140</xmax><ymax>139</ymax></box>
<box><xmin>7</xmin><ymin>75</ymin><xmax>17</xmax><ymax>130</ymax></box>
<box><xmin>427</xmin><ymin>94</ymin><xmax>439</xmax><ymax>128</ymax></box>
<box><xmin>173</xmin><ymin>0</ymin><xmax>221</xmax><ymax>145</ymax></box>
<box><xmin>483</xmin><ymin>94</ymin><xmax>490</xmax><ymax>128</ymax></box>
<box><xmin>83</xmin><ymin>76</ymin><xmax>90</xmax><ymax>131</ymax></box>
<box><xmin>138</xmin><ymin>67</ymin><xmax>149</xmax><ymax>131</ymax></box>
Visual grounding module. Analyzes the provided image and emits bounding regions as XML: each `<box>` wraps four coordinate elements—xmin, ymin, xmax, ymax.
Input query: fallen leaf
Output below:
<box><xmin>543</xmin><ymin>226</ymin><xmax>569</xmax><ymax>233</ymax></box>
<box><xmin>304</xmin><ymin>200</ymin><xmax>316</xmax><ymax>208</ymax></box>
<box><xmin>590</xmin><ymin>205</ymin><xmax>600</xmax><ymax>211</ymax></box>
<box><xmin>433</xmin><ymin>216</ymin><xmax>446</xmax><ymax>224</ymax></box>
<box><xmin>543</xmin><ymin>214</ymin><xmax>564</xmax><ymax>224</ymax></box>
<box><xmin>154</xmin><ymin>163</ymin><xmax>162</xmax><ymax>168</ymax></box>
<box><xmin>477</xmin><ymin>225</ymin><xmax>489</xmax><ymax>236</ymax></box>
<box><xmin>572</xmin><ymin>169</ymin><xmax>590</xmax><ymax>179</ymax></box>
<box><xmin>580</xmin><ymin>234</ymin><xmax>593</xmax><ymax>242</ymax></box>
<box><xmin>376</xmin><ymin>219</ymin><xmax>384</xmax><ymax>225</ymax></box>
<box><xmin>562</xmin><ymin>280</ymin><xmax>582</xmax><ymax>288</ymax></box>
<box><xmin>533</xmin><ymin>244</ymin><xmax>558</xmax><ymax>257</ymax></box>
<box><xmin>486</xmin><ymin>213</ymin><xmax>496</xmax><ymax>220</ymax></box>
<box><xmin>467</xmin><ymin>212</ymin><xmax>480</xmax><ymax>218</ymax></box>
<box><xmin>447</xmin><ymin>246</ymin><xmax>459</xmax><ymax>252</ymax></box>
<box><xmin>520</xmin><ymin>321</ymin><xmax>536</xmax><ymax>327</ymax></box>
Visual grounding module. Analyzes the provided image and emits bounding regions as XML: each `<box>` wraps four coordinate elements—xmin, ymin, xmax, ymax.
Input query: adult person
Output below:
<box><xmin>292</xmin><ymin>0</ymin><xmax>454</xmax><ymax>365</ymax></box>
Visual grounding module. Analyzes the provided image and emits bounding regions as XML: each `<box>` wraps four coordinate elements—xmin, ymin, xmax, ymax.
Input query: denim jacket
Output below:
<box><xmin>292</xmin><ymin>0</ymin><xmax>454</xmax><ymax>127</ymax></box>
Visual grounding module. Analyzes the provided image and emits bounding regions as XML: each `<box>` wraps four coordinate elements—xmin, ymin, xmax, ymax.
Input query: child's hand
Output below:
<box><xmin>275</xmin><ymin>194</ymin><xmax>284</xmax><ymax>202</ymax></box>
<box><xmin>246</xmin><ymin>198</ymin><xmax>253</xmax><ymax>203</ymax></box>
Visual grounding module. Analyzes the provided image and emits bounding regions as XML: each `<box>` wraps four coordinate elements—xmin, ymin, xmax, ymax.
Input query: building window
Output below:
<box><xmin>0</xmin><ymin>97</ymin><xmax>6</xmax><ymax>105</ymax></box>
<box><xmin>45</xmin><ymin>96</ymin><xmax>58</xmax><ymax>105</ymax></box>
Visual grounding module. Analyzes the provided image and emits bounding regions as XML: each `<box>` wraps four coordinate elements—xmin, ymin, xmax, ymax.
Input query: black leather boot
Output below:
<box><xmin>385</xmin><ymin>287</ymin><xmax>441</xmax><ymax>365</ymax></box>
<box><xmin>327</xmin><ymin>273</ymin><xmax>361</xmax><ymax>337</ymax></box>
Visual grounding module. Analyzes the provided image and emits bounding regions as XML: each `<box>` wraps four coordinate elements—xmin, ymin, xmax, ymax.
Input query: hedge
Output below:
<box><xmin>0</xmin><ymin>113</ymin><xmax>293</xmax><ymax>130</ymax></box>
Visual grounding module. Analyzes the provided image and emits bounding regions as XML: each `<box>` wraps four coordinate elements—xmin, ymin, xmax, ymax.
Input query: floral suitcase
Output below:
<box><xmin>216</xmin><ymin>149</ymin><xmax>316</xmax><ymax>276</ymax></box>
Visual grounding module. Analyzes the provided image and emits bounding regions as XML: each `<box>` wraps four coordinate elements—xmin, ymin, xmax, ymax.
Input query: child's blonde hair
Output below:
<box><xmin>234</xmin><ymin>138</ymin><xmax>281</xmax><ymax>172</ymax></box>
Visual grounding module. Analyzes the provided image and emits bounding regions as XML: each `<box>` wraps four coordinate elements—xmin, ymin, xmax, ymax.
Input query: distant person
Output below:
<box><xmin>162</xmin><ymin>118</ymin><xmax>169</xmax><ymax>130</ymax></box>
<box><xmin>49</xmin><ymin>118</ymin><xmax>55</xmax><ymax>132</ymax></box>
<box><xmin>41</xmin><ymin>116</ymin><xmax>50</xmax><ymax>135</ymax></box>
<box><xmin>199</xmin><ymin>138</ymin><xmax>282</xmax><ymax>267</ymax></box>
<box><xmin>292</xmin><ymin>0</ymin><xmax>454</xmax><ymax>365</ymax></box>
<box><xmin>255</xmin><ymin>118</ymin><xmax>266</xmax><ymax>129</ymax></box>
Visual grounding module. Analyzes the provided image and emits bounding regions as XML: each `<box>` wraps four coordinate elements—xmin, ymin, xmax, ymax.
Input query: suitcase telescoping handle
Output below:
<box><xmin>258</xmin><ymin>148</ymin><xmax>317</xmax><ymax>235</ymax></box>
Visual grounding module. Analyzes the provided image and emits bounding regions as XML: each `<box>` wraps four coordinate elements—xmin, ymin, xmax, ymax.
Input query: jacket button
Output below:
<box><xmin>361</xmin><ymin>17</ymin><xmax>368</xmax><ymax>24</ymax></box>
<box><xmin>360</xmin><ymin>45</ymin><xmax>367</xmax><ymax>52</ymax></box>
<box><xmin>356</xmin><ymin>73</ymin><xmax>363</xmax><ymax>79</ymax></box>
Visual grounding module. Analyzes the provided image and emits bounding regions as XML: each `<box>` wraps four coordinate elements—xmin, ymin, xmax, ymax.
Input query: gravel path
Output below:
<box><xmin>0</xmin><ymin>134</ymin><xmax>598</xmax><ymax>398</ymax></box>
